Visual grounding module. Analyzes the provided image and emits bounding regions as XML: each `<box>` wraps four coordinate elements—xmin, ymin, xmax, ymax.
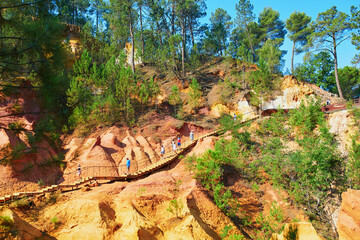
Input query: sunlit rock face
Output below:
<box><xmin>270</xmin><ymin>222</ymin><xmax>321</xmax><ymax>240</ymax></box>
<box><xmin>262</xmin><ymin>75</ymin><xmax>315</xmax><ymax>111</ymax></box>
<box><xmin>124</xmin><ymin>42</ymin><xmax>143</xmax><ymax>67</ymax></box>
<box><xmin>337</xmin><ymin>189</ymin><xmax>360</xmax><ymax>240</ymax></box>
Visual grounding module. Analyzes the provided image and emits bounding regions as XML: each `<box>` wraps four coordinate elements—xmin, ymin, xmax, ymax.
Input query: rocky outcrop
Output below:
<box><xmin>210</xmin><ymin>104</ymin><xmax>230</xmax><ymax>118</ymax></box>
<box><xmin>0</xmin><ymin>208</ymin><xmax>52</xmax><ymax>240</ymax></box>
<box><xmin>328</xmin><ymin>110</ymin><xmax>356</xmax><ymax>156</ymax></box>
<box><xmin>262</xmin><ymin>75</ymin><xmax>315</xmax><ymax>111</ymax></box>
<box><xmin>188</xmin><ymin>136</ymin><xmax>217</xmax><ymax>157</ymax></box>
<box><xmin>270</xmin><ymin>222</ymin><xmax>321</xmax><ymax>240</ymax></box>
<box><xmin>337</xmin><ymin>189</ymin><xmax>360</xmax><ymax>240</ymax></box>
<box><xmin>36</xmin><ymin>159</ymin><xmax>242</xmax><ymax>240</ymax></box>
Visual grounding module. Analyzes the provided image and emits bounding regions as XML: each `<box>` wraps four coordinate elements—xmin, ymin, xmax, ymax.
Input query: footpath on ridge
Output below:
<box><xmin>1</xmin><ymin>99</ymin><xmax>355</xmax><ymax>205</ymax></box>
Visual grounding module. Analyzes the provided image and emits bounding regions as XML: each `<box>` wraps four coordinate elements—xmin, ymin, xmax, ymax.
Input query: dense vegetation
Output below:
<box><xmin>0</xmin><ymin>2</ymin><xmax>359</xmax><ymax>129</ymax></box>
<box><xmin>187</xmin><ymin>101</ymin><xmax>360</xmax><ymax>239</ymax></box>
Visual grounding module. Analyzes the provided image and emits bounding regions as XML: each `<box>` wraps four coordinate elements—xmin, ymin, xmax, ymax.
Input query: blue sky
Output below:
<box><xmin>203</xmin><ymin>0</ymin><xmax>359</xmax><ymax>73</ymax></box>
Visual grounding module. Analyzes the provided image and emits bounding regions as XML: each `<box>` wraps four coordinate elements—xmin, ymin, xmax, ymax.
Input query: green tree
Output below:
<box><xmin>90</xmin><ymin>0</ymin><xmax>107</xmax><ymax>35</ymax></box>
<box><xmin>0</xmin><ymin>1</ymin><xmax>69</xmax><ymax>133</ymax></box>
<box><xmin>169</xmin><ymin>85</ymin><xmax>182</xmax><ymax>117</ymax></box>
<box><xmin>248</xmin><ymin>60</ymin><xmax>272</xmax><ymax>115</ymax></box>
<box><xmin>173</xmin><ymin>0</ymin><xmax>206</xmax><ymax>78</ymax></box>
<box><xmin>188</xmin><ymin>78</ymin><xmax>202</xmax><ymax>120</ymax></box>
<box><xmin>294</xmin><ymin>52</ymin><xmax>334</xmax><ymax>91</ymax></box>
<box><xmin>258</xmin><ymin>39</ymin><xmax>282</xmax><ymax>74</ymax></box>
<box><xmin>327</xmin><ymin>66</ymin><xmax>360</xmax><ymax>100</ymax></box>
<box><xmin>257</xmin><ymin>7</ymin><xmax>287</xmax><ymax>48</ymax></box>
<box><xmin>235</xmin><ymin>0</ymin><xmax>257</xmax><ymax>62</ymax></box>
<box><xmin>56</xmin><ymin>0</ymin><xmax>90</xmax><ymax>26</ymax></box>
<box><xmin>286</xmin><ymin>11</ymin><xmax>312</xmax><ymax>74</ymax></box>
<box><xmin>351</xmin><ymin>5</ymin><xmax>360</xmax><ymax>65</ymax></box>
<box><xmin>108</xmin><ymin>0</ymin><xmax>137</xmax><ymax>73</ymax></box>
<box><xmin>67</xmin><ymin>50</ymin><xmax>98</xmax><ymax>127</ymax></box>
<box><xmin>206</xmin><ymin>8</ymin><xmax>232</xmax><ymax>56</ymax></box>
<box><xmin>308</xmin><ymin>6</ymin><xmax>352</xmax><ymax>99</ymax></box>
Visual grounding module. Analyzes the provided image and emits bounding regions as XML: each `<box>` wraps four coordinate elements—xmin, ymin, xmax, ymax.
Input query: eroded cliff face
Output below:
<box><xmin>337</xmin><ymin>189</ymin><xmax>360</xmax><ymax>240</ymax></box>
<box><xmin>209</xmin><ymin>75</ymin><xmax>346</xmax><ymax>120</ymax></box>
<box><xmin>327</xmin><ymin>110</ymin><xmax>357</xmax><ymax>156</ymax></box>
<box><xmin>62</xmin><ymin>117</ymin><xmax>209</xmax><ymax>182</ymax></box>
<box><xmin>262</xmin><ymin>75</ymin><xmax>315</xmax><ymax>111</ymax></box>
<box><xmin>3</xmin><ymin>157</ymin><xmax>242</xmax><ymax>240</ymax></box>
<box><xmin>0</xmin><ymin>84</ymin><xmax>60</xmax><ymax>195</ymax></box>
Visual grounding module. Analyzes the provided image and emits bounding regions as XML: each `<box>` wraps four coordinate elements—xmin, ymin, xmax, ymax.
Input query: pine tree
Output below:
<box><xmin>206</xmin><ymin>8</ymin><xmax>232</xmax><ymax>56</ymax></box>
<box><xmin>308</xmin><ymin>6</ymin><xmax>352</xmax><ymax>99</ymax></box>
<box><xmin>257</xmin><ymin>7</ymin><xmax>287</xmax><ymax>48</ymax></box>
<box><xmin>188</xmin><ymin>78</ymin><xmax>202</xmax><ymax>121</ymax></box>
<box><xmin>286</xmin><ymin>11</ymin><xmax>311</xmax><ymax>74</ymax></box>
<box><xmin>235</xmin><ymin>0</ymin><xmax>256</xmax><ymax>62</ymax></box>
<box><xmin>351</xmin><ymin>5</ymin><xmax>360</xmax><ymax>65</ymax></box>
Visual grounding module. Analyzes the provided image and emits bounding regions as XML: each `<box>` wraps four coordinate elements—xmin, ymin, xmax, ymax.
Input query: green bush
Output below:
<box><xmin>220</xmin><ymin>225</ymin><xmax>245</xmax><ymax>240</ymax></box>
<box><xmin>262</xmin><ymin>109</ymin><xmax>289</xmax><ymax>137</ymax></box>
<box><xmin>8</xmin><ymin>121</ymin><xmax>25</xmax><ymax>134</ymax></box>
<box><xmin>166</xmin><ymin>199</ymin><xmax>183</xmax><ymax>218</ymax></box>
<box><xmin>0</xmin><ymin>216</ymin><xmax>14</xmax><ymax>232</ymax></box>
<box><xmin>9</xmin><ymin>198</ymin><xmax>31</xmax><ymax>209</ymax></box>
<box><xmin>347</xmin><ymin>139</ymin><xmax>360</xmax><ymax>189</ymax></box>
<box><xmin>289</xmin><ymin>99</ymin><xmax>324</xmax><ymax>134</ymax></box>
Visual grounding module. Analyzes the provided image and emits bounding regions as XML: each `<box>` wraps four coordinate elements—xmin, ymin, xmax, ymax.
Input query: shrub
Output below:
<box><xmin>10</xmin><ymin>102</ymin><xmax>23</xmax><ymax>114</ymax></box>
<box><xmin>8</xmin><ymin>121</ymin><xmax>25</xmax><ymax>134</ymax></box>
<box><xmin>347</xmin><ymin>139</ymin><xmax>360</xmax><ymax>189</ymax></box>
<box><xmin>51</xmin><ymin>216</ymin><xmax>60</xmax><ymax>229</ymax></box>
<box><xmin>289</xmin><ymin>99</ymin><xmax>324</xmax><ymax>134</ymax></box>
<box><xmin>262</xmin><ymin>109</ymin><xmax>289</xmax><ymax>137</ymax></box>
<box><xmin>9</xmin><ymin>198</ymin><xmax>31</xmax><ymax>209</ymax></box>
<box><xmin>0</xmin><ymin>216</ymin><xmax>14</xmax><ymax>232</ymax></box>
<box><xmin>220</xmin><ymin>225</ymin><xmax>245</xmax><ymax>240</ymax></box>
<box><xmin>166</xmin><ymin>199</ymin><xmax>183</xmax><ymax>218</ymax></box>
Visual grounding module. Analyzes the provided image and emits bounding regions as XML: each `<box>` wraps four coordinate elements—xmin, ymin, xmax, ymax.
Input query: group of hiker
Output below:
<box><xmin>76</xmin><ymin>130</ymin><xmax>196</xmax><ymax>177</ymax></box>
<box><xmin>76</xmin><ymin>130</ymin><xmax>196</xmax><ymax>178</ymax></box>
<box><xmin>124</xmin><ymin>130</ymin><xmax>195</xmax><ymax>174</ymax></box>
<box><xmin>162</xmin><ymin>129</ymin><xmax>195</xmax><ymax>158</ymax></box>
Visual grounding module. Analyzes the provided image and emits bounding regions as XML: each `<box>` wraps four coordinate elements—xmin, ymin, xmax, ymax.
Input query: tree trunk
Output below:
<box><xmin>245</xmin><ymin>24</ymin><xmax>255</xmax><ymax>62</ymax></box>
<box><xmin>190</xmin><ymin>18</ymin><xmax>195</xmax><ymax>47</ymax></box>
<box><xmin>171</xmin><ymin>1</ymin><xmax>175</xmax><ymax>35</ymax></box>
<box><xmin>72</xmin><ymin>0</ymin><xmax>75</xmax><ymax>24</ymax></box>
<box><xmin>333</xmin><ymin>38</ymin><xmax>343</xmax><ymax>99</ymax></box>
<box><xmin>96</xmin><ymin>1</ymin><xmax>99</xmax><ymax>34</ymax></box>
<box><xmin>128</xmin><ymin>5</ymin><xmax>135</xmax><ymax>73</ymax></box>
<box><xmin>156</xmin><ymin>21</ymin><xmax>162</xmax><ymax>45</ymax></box>
<box><xmin>139</xmin><ymin>3</ymin><xmax>144</xmax><ymax>56</ymax></box>
<box><xmin>181</xmin><ymin>17</ymin><xmax>186</xmax><ymax>78</ymax></box>
<box><xmin>291</xmin><ymin>41</ymin><xmax>295</xmax><ymax>74</ymax></box>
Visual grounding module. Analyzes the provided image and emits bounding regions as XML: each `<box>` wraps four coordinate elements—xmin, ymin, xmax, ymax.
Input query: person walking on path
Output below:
<box><xmin>77</xmin><ymin>164</ymin><xmax>81</xmax><ymax>180</ymax></box>
<box><xmin>126</xmin><ymin>158</ymin><xmax>131</xmax><ymax>175</ymax></box>
<box><xmin>177</xmin><ymin>136</ymin><xmax>181</xmax><ymax>150</ymax></box>
<box><xmin>172</xmin><ymin>140</ymin><xmax>177</xmax><ymax>154</ymax></box>
<box><xmin>326</xmin><ymin>99</ymin><xmax>331</xmax><ymax>106</ymax></box>
<box><xmin>160</xmin><ymin>145</ymin><xmax>165</xmax><ymax>159</ymax></box>
<box><xmin>234</xmin><ymin>113</ymin><xmax>237</xmax><ymax>121</ymax></box>
<box><xmin>190</xmin><ymin>130</ymin><xmax>194</xmax><ymax>141</ymax></box>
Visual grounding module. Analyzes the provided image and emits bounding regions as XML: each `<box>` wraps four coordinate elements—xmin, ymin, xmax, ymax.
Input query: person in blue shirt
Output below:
<box><xmin>160</xmin><ymin>145</ymin><xmax>165</xmax><ymax>159</ymax></box>
<box><xmin>234</xmin><ymin>113</ymin><xmax>237</xmax><ymax>121</ymax></box>
<box><xmin>177</xmin><ymin>136</ymin><xmax>181</xmax><ymax>150</ymax></box>
<box><xmin>126</xmin><ymin>158</ymin><xmax>131</xmax><ymax>174</ymax></box>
